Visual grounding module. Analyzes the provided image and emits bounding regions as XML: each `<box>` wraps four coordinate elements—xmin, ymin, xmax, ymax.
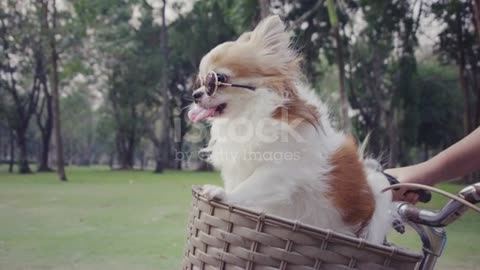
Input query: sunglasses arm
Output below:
<box><xmin>219</xmin><ymin>82</ymin><xmax>255</xmax><ymax>91</ymax></box>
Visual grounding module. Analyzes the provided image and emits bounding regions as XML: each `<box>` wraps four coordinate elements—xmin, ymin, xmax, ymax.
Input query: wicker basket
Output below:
<box><xmin>183</xmin><ymin>186</ymin><xmax>423</xmax><ymax>270</ymax></box>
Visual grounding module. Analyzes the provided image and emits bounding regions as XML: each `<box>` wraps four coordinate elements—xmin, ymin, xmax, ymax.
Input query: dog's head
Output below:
<box><xmin>188</xmin><ymin>15</ymin><xmax>312</xmax><ymax>124</ymax></box>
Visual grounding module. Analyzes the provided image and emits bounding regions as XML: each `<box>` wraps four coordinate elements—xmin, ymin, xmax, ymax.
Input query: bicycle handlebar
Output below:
<box><xmin>383</xmin><ymin>172</ymin><xmax>432</xmax><ymax>203</ymax></box>
<box><xmin>397</xmin><ymin>183</ymin><xmax>480</xmax><ymax>227</ymax></box>
<box><xmin>394</xmin><ymin>183</ymin><xmax>480</xmax><ymax>270</ymax></box>
<box><xmin>459</xmin><ymin>183</ymin><xmax>480</xmax><ymax>204</ymax></box>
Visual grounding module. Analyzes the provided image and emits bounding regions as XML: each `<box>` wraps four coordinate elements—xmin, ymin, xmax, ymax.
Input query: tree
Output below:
<box><xmin>473</xmin><ymin>0</ymin><xmax>480</xmax><ymax>45</ymax></box>
<box><xmin>0</xmin><ymin>2</ymin><xmax>42</xmax><ymax>173</ymax></box>
<box><xmin>167</xmin><ymin>0</ymin><xmax>247</xmax><ymax>170</ymax></box>
<box><xmin>79</xmin><ymin>0</ymin><xmax>156</xmax><ymax>170</ymax></box>
<box><xmin>326</xmin><ymin>0</ymin><xmax>351</xmax><ymax>132</ymax></box>
<box><xmin>258</xmin><ymin>0</ymin><xmax>270</xmax><ymax>20</ymax></box>
<box><xmin>142</xmin><ymin>0</ymin><xmax>172</xmax><ymax>173</ymax></box>
<box><xmin>35</xmin><ymin>41</ymin><xmax>53</xmax><ymax>172</ymax></box>
<box><xmin>60</xmin><ymin>90</ymin><xmax>96</xmax><ymax>165</ymax></box>
<box><xmin>346</xmin><ymin>0</ymin><xmax>422</xmax><ymax>166</ymax></box>
<box><xmin>108</xmin><ymin>63</ymin><xmax>147</xmax><ymax>169</ymax></box>
<box><xmin>283</xmin><ymin>0</ymin><xmax>337</xmax><ymax>84</ymax></box>
<box><xmin>412</xmin><ymin>62</ymin><xmax>463</xmax><ymax>161</ymax></box>
<box><xmin>430</xmin><ymin>1</ymin><xmax>480</xmax><ymax>182</ymax></box>
<box><xmin>431</xmin><ymin>1</ymin><xmax>480</xmax><ymax>136</ymax></box>
<box><xmin>40</xmin><ymin>0</ymin><xmax>67</xmax><ymax>181</ymax></box>
<box><xmin>0</xmin><ymin>107</ymin><xmax>15</xmax><ymax>173</ymax></box>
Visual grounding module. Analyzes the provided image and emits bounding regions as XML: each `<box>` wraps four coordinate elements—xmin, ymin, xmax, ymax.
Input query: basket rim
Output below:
<box><xmin>191</xmin><ymin>185</ymin><xmax>423</xmax><ymax>261</ymax></box>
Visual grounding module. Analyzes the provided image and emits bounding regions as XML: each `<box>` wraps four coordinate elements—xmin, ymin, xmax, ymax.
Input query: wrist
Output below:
<box><xmin>414</xmin><ymin>159</ymin><xmax>443</xmax><ymax>186</ymax></box>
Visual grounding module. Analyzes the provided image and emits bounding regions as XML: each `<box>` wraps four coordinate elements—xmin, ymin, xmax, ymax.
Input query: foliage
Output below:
<box><xmin>346</xmin><ymin>0</ymin><xmax>423</xmax><ymax>165</ymax></box>
<box><xmin>0</xmin><ymin>0</ymin><xmax>43</xmax><ymax>173</ymax></box>
<box><xmin>60</xmin><ymin>89</ymin><xmax>96</xmax><ymax>165</ymax></box>
<box><xmin>431</xmin><ymin>0</ymin><xmax>480</xmax><ymax>134</ymax></box>
<box><xmin>0</xmin><ymin>0</ymin><xmax>476</xmax><ymax>172</ymax></box>
<box><xmin>284</xmin><ymin>0</ymin><xmax>338</xmax><ymax>83</ymax></box>
<box><xmin>405</xmin><ymin>63</ymin><xmax>463</xmax><ymax>156</ymax></box>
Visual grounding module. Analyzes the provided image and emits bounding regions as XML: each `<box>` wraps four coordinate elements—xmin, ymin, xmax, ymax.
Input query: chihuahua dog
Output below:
<box><xmin>187</xmin><ymin>15</ymin><xmax>392</xmax><ymax>244</ymax></box>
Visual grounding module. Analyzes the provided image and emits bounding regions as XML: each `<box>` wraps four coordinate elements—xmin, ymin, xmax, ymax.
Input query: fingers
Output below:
<box><xmin>404</xmin><ymin>192</ymin><xmax>419</xmax><ymax>204</ymax></box>
<box><xmin>392</xmin><ymin>187</ymin><xmax>420</xmax><ymax>204</ymax></box>
<box><xmin>392</xmin><ymin>188</ymin><xmax>405</xmax><ymax>201</ymax></box>
<box><xmin>386</xmin><ymin>167</ymin><xmax>422</xmax><ymax>204</ymax></box>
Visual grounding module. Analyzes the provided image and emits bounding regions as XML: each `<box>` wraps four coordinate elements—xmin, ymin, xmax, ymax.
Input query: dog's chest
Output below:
<box><xmin>209</xmin><ymin>140</ymin><xmax>260</xmax><ymax>192</ymax></box>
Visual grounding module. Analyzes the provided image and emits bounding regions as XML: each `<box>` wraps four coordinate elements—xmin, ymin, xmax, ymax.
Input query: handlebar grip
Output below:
<box><xmin>415</xmin><ymin>189</ymin><xmax>432</xmax><ymax>203</ymax></box>
<box><xmin>473</xmin><ymin>183</ymin><xmax>480</xmax><ymax>197</ymax></box>
<box><xmin>460</xmin><ymin>183</ymin><xmax>480</xmax><ymax>204</ymax></box>
<box><xmin>383</xmin><ymin>172</ymin><xmax>432</xmax><ymax>203</ymax></box>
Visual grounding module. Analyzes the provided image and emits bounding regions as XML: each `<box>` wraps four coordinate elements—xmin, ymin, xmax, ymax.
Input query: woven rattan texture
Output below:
<box><xmin>183</xmin><ymin>186</ymin><xmax>422</xmax><ymax>270</ymax></box>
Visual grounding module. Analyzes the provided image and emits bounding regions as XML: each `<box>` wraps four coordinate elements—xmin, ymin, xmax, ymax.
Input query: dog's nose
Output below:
<box><xmin>192</xmin><ymin>91</ymin><xmax>203</xmax><ymax>100</ymax></box>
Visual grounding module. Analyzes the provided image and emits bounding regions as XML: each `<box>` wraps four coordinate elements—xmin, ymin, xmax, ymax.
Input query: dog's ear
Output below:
<box><xmin>250</xmin><ymin>15</ymin><xmax>289</xmax><ymax>54</ymax></box>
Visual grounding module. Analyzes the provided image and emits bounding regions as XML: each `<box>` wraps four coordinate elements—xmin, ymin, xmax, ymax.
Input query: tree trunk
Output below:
<box><xmin>473</xmin><ymin>68</ymin><xmax>480</xmax><ymax>127</ymax></box>
<box><xmin>476</xmin><ymin>89</ymin><xmax>480</xmax><ymax>127</ymax></box>
<box><xmin>153</xmin><ymin>0</ymin><xmax>171</xmax><ymax>173</ymax></box>
<box><xmin>154</xmin><ymin>159</ymin><xmax>165</xmax><ymax>173</ymax></box>
<box><xmin>116</xmin><ymin>133</ymin><xmax>135</xmax><ymax>169</ymax></box>
<box><xmin>37</xmin><ymin>95</ymin><xmax>53</xmax><ymax>172</ymax></box>
<box><xmin>109</xmin><ymin>151</ymin><xmax>114</xmax><ymax>169</ymax></box>
<box><xmin>43</xmin><ymin>0</ymin><xmax>67</xmax><ymax>181</ymax></box>
<box><xmin>37</xmin><ymin>133</ymin><xmax>52</xmax><ymax>171</ymax></box>
<box><xmin>15</xmin><ymin>128</ymin><xmax>31</xmax><ymax>174</ymax></box>
<box><xmin>140</xmin><ymin>151</ymin><xmax>145</xmax><ymax>170</ymax></box>
<box><xmin>423</xmin><ymin>144</ymin><xmax>429</xmax><ymax>162</ymax></box>
<box><xmin>167</xmin><ymin>113</ymin><xmax>183</xmax><ymax>170</ymax></box>
<box><xmin>8</xmin><ymin>130</ymin><xmax>14</xmax><ymax>173</ymax></box>
<box><xmin>474</xmin><ymin>1</ymin><xmax>480</xmax><ymax>128</ymax></box>
<box><xmin>456</xmin><ymin>5</ymin><xmax>472</xmax><ymax>136</ymax></box>
<box><xmin>386</xmin><ymin>109</ymin><xmax>398</xmax><ymax>167</ymax></box>
<box><xmin>473</xmin><ymin>0</ymin><xmax>480</xmax><ymax>47</ymax></box>
<box><xmin>34</xmin><ymin>27</ymin><xmax>52</xmax><ymax>172</ymax></box>
<box><xmin>327</xmin><ymin>0</ymin><xmax>351</xmax><ymax>132</ymax></box>
<box><xmin>459</xmin><ymin>52</ymin><xmax>472</xmax><ymax>135</ymax></box>
<box><xmin>334</xmin><ymin>26</ymin><xmax>351</xmax><ymax>132</ymax></box>
<box><xmin>173</xmin><ymin>90</ymin><xmax>191</xmax><ymax>170</ymax></box>
<box><xmin>0</xmin><ymin>16</ymin><xmax>40</xmax><ymax>175</ymax></box>
<box><xmin>258</xmin><ymin>0</ymin><xmax>270</xmax><ymax>20</ymax></box>
<box><xmin>126</xmin><ymin>143</ymin><xmax>134</xmax><ymax>169</ymax></box>
<box><xmin>173</xmin><ymin>141</ymin><xmax>182</xmax><ymax>170</ymax></box>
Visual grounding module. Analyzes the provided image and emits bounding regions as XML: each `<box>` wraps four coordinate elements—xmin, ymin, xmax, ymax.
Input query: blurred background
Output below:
<box><xmin>0</xmin><ymin>0</ymin><xmax>479</xmax><ymax>270</ymax></box>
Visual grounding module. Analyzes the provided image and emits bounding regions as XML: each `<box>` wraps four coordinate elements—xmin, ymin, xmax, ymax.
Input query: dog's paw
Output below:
<box><xmin>200</xmin><ymin>184</ymin><xmax>226</xmax><ymax>201</ymax></box>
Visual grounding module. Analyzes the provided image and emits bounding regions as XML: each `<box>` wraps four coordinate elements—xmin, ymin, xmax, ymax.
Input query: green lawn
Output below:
<box><xmin>0</xmin><ymin>166</ymin><xmax>478</xmax><ymax>270</ymax></box>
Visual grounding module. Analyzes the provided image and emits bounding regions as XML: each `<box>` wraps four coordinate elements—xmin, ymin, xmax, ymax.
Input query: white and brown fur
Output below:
<box><xmin>188</xmin><ymin>15</ymin><xmax>392</xmax><ymax>244</ymax></box>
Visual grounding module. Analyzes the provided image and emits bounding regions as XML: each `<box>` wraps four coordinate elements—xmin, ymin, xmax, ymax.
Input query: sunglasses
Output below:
<box><xmin>197</xmin><ymin>71</ymin><xmax>255</xmax><ymax>96</ymax></box>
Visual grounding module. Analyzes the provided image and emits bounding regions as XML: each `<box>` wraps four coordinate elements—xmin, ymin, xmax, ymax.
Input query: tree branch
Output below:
<box><xmin>287</xmin><ymin>0</ymin><xmax>325</xmax><ymax>32</ymax></box>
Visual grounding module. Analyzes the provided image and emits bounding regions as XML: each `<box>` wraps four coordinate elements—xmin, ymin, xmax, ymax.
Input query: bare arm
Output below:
<box><xmin>386</xmin><ymin>128</ymin><xmax>480</xmax><ymax>201</ymax></box>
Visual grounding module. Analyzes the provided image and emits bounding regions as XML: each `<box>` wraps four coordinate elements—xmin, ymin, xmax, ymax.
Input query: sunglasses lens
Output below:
<box><xmin>205</xmin><ymin>72</ymin><xmax>217</xmax><ymax>96</ymax></box>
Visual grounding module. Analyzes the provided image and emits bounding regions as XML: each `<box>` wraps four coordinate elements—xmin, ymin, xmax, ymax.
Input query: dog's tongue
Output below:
<box><xmin>188</xmin><ymin>106</ymin><xmax>216</xmax><ymax>123</ymax></box>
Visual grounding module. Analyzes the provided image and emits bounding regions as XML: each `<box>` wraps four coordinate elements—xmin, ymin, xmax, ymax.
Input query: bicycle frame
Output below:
<box><xmin>408</xmin><ymin>222</ymin><xmax>446</xmax><ymax>270</ymax></box>
<box><xmin>397</xmin><ymin>183</ymin><xmax>480</xmax><ymax>270</ymax></box>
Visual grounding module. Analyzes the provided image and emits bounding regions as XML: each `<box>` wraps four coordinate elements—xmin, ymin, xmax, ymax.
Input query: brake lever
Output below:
<box><xmin>383</xmin><ymin>172</ymin><xmax>432</xmax><ymax>203</ymax></box>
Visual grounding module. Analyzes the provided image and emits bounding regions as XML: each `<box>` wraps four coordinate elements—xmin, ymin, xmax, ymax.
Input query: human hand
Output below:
<box><xmin>384</xmin><ymin>165</ymin><xmax>428</xmax><ymax>204</ymax></box>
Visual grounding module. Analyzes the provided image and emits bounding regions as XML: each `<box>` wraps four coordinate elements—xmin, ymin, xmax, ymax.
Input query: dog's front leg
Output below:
<box><xmin>223</xmin><ymin>168</ymin><xmax>293</xmax><ymax>210</ymax></box>
<box><xmin>201</xmin><ymin>184</ymin><xmax>227</xmax><ymax>201</ymax></box>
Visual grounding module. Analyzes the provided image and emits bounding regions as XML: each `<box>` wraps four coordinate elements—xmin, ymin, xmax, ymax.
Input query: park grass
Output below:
<box><xmin>0</xmin><ymin>166</ymin><xmax>479</xmax><ymax>270</ymax></box>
